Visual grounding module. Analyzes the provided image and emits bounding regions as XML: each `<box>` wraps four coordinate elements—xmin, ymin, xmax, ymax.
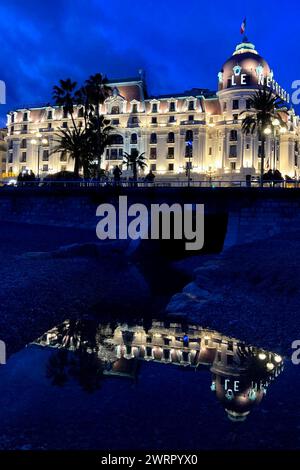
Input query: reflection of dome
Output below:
<box><xmin>219</xmin><ymin>39</ymin><xmax>271</xmax><ymax>91</ymax></box>
<box><xmin>214</xmin><ymin>375</ymin><xmax>265</xmax><ymax>421</ymax></box>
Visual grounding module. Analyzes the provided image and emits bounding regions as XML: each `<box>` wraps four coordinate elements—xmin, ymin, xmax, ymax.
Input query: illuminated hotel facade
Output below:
<box><xmin>5</xmin><ymin>37</ymin><xmax>300</xmax><ymax>180</ymax></box>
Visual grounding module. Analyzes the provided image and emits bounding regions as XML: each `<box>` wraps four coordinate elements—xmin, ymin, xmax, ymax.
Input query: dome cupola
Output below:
<box><xmin>218</xmin><ymin>37</ymin><xmax>272</xmax><ymax>91</ymax></box>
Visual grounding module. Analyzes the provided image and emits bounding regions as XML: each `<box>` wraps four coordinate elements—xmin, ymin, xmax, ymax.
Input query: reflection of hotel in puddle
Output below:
<box><xmin>35</xmin><ymin>320</ymin><xmax>284</xmax><ymax>422</ymax></box>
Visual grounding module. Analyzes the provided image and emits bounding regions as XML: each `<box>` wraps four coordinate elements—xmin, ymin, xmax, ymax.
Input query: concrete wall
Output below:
<box><xmin>0</xmin><ymin>187</ymin><xmax>300</xmax><ymax>249</ymax></box>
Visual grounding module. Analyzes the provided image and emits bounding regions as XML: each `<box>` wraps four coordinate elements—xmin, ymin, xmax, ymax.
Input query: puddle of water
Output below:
<box><xmin>33</xmin><ymin>318</ymin><xmax>284</xmax><ymax>423</ymax></box>
<box><xmin>1</xmin><ymin>318</ymin><xmax>298</xmax><ymax>450</ymax></box>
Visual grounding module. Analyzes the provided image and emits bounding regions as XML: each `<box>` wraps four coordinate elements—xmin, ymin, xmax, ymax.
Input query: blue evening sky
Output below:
<box><xmin>0</xmin><ymin>0</ymin><xmax>299</xmax><ymax>125</ymax></box>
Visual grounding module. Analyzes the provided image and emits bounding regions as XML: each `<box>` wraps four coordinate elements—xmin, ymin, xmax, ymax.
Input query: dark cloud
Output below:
<box><xmin>0</xmin><ymin>0</ymin><xmax>300</xmax><ymax>125</ymax></box>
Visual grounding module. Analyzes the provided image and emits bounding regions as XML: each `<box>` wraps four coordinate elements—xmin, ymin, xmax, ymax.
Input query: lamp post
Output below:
<box><xmin>185</xmin><ymin>140</ymin><xmax>193</xmax><ymax>187</ymax></box>
<box><xmin>30</xmin><ymin>133</ymin><xmax>48</xmax><ymax>179</ymax></box>
<box><xmin>272</xmin><ymin>118</ymin><xmax>280</xmax><ymax>171</ymax></box>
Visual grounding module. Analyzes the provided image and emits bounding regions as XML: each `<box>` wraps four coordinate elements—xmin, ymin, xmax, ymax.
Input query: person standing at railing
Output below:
<box><xmin>113</xmin><ymin>165</ymin><xmax>122</xmax><ymax>187</ymax></box>
<box><xmin>144</xmin><ymin>170</ymin><xmax>155</xmax><ymax>186</ymax></box>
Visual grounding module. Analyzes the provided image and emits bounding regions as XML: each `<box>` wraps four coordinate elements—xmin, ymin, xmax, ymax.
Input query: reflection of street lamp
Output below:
<box><xmin>185</xmin><ymin>140</ymin><xmax>193</xmax><ymax>187</ymax></box>
<box><xmin>30</xmin><ymin>133</ymin><xmax>48</xmax><ymax>178</ymax></box>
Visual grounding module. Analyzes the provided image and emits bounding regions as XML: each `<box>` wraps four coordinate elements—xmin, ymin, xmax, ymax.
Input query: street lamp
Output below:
<box><xmin>264</xmin><ymin>127</ymin><xmax>272</xmax><ymax>135</ymax></box>
<box><xmin>30</xmin><ymin>134</ymin><xmax>48</xmax><ymax>178</ymax></box>
<box><xmin>185</xmin><ymin>140</ymin><xmax>193</xmax><ymax>187</ymax></box>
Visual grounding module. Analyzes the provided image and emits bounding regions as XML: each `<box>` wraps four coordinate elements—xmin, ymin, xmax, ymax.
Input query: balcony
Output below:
<box><xmin>180</xmin><ymin>119</ymin><xmax>204</xmax><ymax>125</ymax></box>
<box><xmin>39</xmin><ymin>127</ymin><xmax>54</xmax><ymax>132</ymax></box>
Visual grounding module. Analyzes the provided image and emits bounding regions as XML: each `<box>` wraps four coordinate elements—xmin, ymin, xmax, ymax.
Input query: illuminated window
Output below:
<box><xmin>229</xmin><ymin>145</ymin><xmax>237</xmax><ymax>158</ymax></box>
<box><xmin>150</xmin><ymin>133</ymin><xmax>157</xmax><ymax>144</ymax></box>
<box><xmin>230</xmin><ymin>130</ymin><xmax>238</xmax><ymax>141</ymax></box>
<box><xmin>167</xmin><ymin>132</ymin><xmax>175</xmax><ymax>143</ymax></box>
<box><xmin>42</xmin><ymin>150</ymin><xmax>49</xmax><ymax>161</ymax></box>
<box><xmin>20</xmin><ymin>152</ymin><xmax>26</xmax><ymax>162</ymax></box>
<box><xmin>111</xmin><ymin>106</ymin><xmax>120</xmax><ymax>115</ymax></box>
<box><xmin>167</xmin><ymin>147</ymin><xmax>175</xmax><ymax>159</ymax></box>
<box><xmin>130</xmin><ymin>133</ymin><xmax>138</xmax><ymax>144</ymax></box>
<box><xmin>150</xmin><ymin>147</ymin><xmax>157</xmax><ymax>159</ymax></box>
<box><xmin>185</xmin><ymin>130</ymin><xmax>193</xmax><ymax>142</ymax></box>
<box><xmin>110</xmin><ymin>134</ymin><xmax>124</xmax><ymax>145</ymax></box>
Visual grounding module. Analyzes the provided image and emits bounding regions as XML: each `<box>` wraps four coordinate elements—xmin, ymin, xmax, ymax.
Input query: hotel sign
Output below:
<box><xmin>219</xmin><ymin>65</ymin><xmax>290</xmax><ymax>103</ymax></box>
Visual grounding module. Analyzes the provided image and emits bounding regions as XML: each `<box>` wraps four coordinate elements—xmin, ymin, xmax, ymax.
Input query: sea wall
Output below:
<box><xmin>0</xmin><ymin>187</ymin><xmax>300</xmax><ymax>249</ymax></box>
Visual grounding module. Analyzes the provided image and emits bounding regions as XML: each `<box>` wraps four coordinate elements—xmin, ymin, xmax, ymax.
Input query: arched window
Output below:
<box><xmin>167</xmin><ymin>132</ymin><xmax>175</xmax><ymax>143</ymax></box>
<box><xmin>130</xmin><ymin>133</ymin><xmax>138</xmax><ymax>144</ymax></box>
<box><xmin>150</xmin><ymin>133</ymin><xmax>157</xmax><ymax>144</ymax></box>
<box><xmin>110</xmin><ymin>134</ymin><xmax>124</xmax><ymax>145</ymax></box>
<box><xmin>185</xmin><ymin>130</ymin><xmax>193</xmax><ymax>142</ymax></box>
<box><xmin>111</xmin><ymin>106</ymin><xmax>120</xmax><ymax>115</ymax></box>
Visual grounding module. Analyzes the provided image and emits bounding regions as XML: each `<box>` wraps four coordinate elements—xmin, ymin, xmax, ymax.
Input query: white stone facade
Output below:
<box><xmin>5</xmin><ymin>39</ymin><xmax>300</xmax><ymax>181</ymax></box>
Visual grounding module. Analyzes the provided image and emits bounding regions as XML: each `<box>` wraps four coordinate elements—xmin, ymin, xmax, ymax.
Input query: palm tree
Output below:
<box><xmin>240</xmin><ymin>86</ymin><xmax>287</xmax><ymax>187</ymax></box>
<box><xmin>53</xmin><ymin>79</ymin><xmax>79</xmax><ymax>133</ymax></box>
<box><xmin>87</xmin><ymin>114</ymin><xmax>114</xmax><ymax>156</ymax></box>
<box><xmin>84</xmin><ymin>74</ymin><xmax>111</xmax><ymax>175</ymax></box>
<box><xmin>123</xmin><ymin>149</ymin><xmax>147</xmax><ymax>186</ymax></box>
<box><xmin>51</xmin><ymin>126</ymin><xmax>90</xmax><ymax>177</ymax></box>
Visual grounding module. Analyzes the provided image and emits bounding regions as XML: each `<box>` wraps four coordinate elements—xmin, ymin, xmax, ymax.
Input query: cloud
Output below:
<box><xmin>0</xmin><ymin>0</ymin><xmax>299</xmax><ymax>125</ymax></box>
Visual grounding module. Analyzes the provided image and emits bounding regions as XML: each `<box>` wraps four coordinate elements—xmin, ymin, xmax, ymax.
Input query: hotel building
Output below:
<box><xmin>5</xmin><ymin>37</ymin><xmax>300</xmax><ymax>181</ymax></box>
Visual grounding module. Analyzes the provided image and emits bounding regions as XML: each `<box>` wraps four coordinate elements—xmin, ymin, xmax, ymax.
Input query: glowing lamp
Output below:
<box><xmin>266</xmin><ymin>362</ymin><xmax>275</xmax><ymax>371</ymax></box>
<box><xmin>264</xmin><ymin>127</ymin><xmax>272</xmax><ymax>135</ymax></box>
<box><xmin>258</xmin><ymin>352</ymin><xmax>266</xmax><ymax>360</ymax></box>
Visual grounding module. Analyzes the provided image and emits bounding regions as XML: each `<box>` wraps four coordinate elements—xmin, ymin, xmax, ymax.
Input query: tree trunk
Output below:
<box><xmin>74</xmin><ymin>156</ymin><xmax>80</xmax><ymax>178</ymax></box>
<box><xmin>133</xmin><ymin>163</ymin><xmax>137</xmax><ymax>187</ymax></box>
